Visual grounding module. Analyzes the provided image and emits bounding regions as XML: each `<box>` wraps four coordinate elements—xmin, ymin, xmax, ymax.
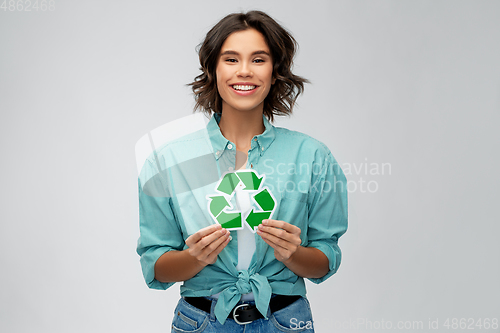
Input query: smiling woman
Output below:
<box><xmin>136</xmin><ymin>10</ymin><xmax>348</xmax><ymax>333</ymax></box>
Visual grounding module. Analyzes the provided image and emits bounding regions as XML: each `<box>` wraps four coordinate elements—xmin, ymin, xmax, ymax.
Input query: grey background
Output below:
<box><xmin>1</xmin><ymin>0</ymin><xmax>499</xmax><ymax>332</ymax></box>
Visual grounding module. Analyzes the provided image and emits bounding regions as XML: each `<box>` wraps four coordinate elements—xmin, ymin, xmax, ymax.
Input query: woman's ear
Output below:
<box><xmin>272</xmin><ymin>76</ymin><xmax>276</xmax><ymax>85</ymax></box>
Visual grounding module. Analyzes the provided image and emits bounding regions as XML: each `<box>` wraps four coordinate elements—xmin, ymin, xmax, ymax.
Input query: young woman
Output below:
<box><xmin>137</xmin><ymin>10</ymin><xmax>348</xmax><ymax>332</ymax></box>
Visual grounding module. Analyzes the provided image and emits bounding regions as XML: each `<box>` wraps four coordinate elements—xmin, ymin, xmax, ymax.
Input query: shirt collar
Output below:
<box><xmin>207</xmin><ymin>112</ymin><xmax>276</xmax><ymax>160</ymax></box>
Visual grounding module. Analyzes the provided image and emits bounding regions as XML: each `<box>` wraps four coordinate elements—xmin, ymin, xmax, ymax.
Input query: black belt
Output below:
<box><xmin>184</xmin><ymin>294</ymin><xmax>301</xmax><ymax>325</ymax></box>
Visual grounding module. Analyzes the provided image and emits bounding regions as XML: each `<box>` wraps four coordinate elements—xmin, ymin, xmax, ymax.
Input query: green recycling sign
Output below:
<box><xmin>206</xmin><ymin>170</ymin><xmax>276</xmax><ymax>232</ymax></box>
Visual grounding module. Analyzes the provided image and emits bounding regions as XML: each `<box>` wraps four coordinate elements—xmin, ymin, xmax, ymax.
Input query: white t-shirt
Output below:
<box><xmin>212</xmin><ymin>150</ymin><xmax>256</xmax><ymax>301</ymax></box>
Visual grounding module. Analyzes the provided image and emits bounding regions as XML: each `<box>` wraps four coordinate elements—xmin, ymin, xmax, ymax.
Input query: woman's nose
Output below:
<box><xmin>236</xmin><ymin>62</ymin><xmax>252</xmax><ymax>77</ymax></box>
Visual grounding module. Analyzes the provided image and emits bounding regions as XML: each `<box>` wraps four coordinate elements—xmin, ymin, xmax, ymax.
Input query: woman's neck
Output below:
<box><xmin>218</xmin><ymin>109</ymin><xmax>265</xmax><ymax>152</ymax></box>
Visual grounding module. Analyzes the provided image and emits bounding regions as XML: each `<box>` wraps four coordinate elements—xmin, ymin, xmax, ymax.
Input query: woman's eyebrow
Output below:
<box><xmin>220</xmin><ymin>50</ymin><xmax>270</xmax><ymax>56</ymax></box>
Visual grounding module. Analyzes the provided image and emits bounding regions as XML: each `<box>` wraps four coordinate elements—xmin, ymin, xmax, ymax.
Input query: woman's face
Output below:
<box><xmin>216</xmin><ymin>28</ymin><xmax>275</xmax><ymax>114</ymax></box>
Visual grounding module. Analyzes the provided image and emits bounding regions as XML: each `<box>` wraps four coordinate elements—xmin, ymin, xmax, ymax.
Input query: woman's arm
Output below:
<box><xmin>282</xmin><ymin>245</ymin><xmax>329</xmax><ymax>279</ymax></box>
<box><xmin>154</xmin><ymin>224</ymin><xmax>231</xmax><ymax>283</ymax></box>
<box><xmin>257</xmin><ymin>219</ymin><xmax>329</xmax><ymax>279</ymax></box>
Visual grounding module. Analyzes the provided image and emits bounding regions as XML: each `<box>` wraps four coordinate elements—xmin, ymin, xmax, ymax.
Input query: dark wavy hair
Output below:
<box><xmin>188</xmin><ymin>10</ymin><xmax>309</xmax><ymax>122</ymax></box>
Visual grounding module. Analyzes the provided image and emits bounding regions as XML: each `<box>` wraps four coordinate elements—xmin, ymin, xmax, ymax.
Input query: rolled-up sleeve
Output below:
<box><xmin>136</xmin><ymin>173</ymin><xmax>185</xmax><ymax>290</ymax></box>
<box><xmin>306</xmin><ymin>151</ymin><xmax>348</xmax><ymax>284</ymax></box>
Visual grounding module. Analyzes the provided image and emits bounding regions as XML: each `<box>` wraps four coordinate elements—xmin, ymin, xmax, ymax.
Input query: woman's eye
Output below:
<box><xmin>254</xmin><ymin>59</ymin><xmax>264</xmax><ymax>63</ymax></box>
<box><xmin>225</xmin><ymin>58</ymin><xmax>237</xmax><ymax>63</ymax></box>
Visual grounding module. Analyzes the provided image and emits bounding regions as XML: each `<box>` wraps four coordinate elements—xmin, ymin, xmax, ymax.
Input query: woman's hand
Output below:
<box><xmin>185</xmin><ymin>224</ymin><xmax>231</xmax><ymax>267</ymax></box>
<box><xmin>256</xmin><ymin>219</ymin><xmax>329</xmax><ymax>279</ymax></box>
<box><xmin>256</xmin><ymin>219</ymin><xmax>301</xmax><ymax>264</ymax></box>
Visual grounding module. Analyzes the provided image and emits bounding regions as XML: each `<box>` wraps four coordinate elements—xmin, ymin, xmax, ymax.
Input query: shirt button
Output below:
<box><xmin>254</xmin><ymin>138</ymin><xmax>257</xmax><ymax>141</ymax></box>
<box><xmin>228</xmin><ymin>167</ymin><xmax>234</xmax><ymax>171</ymax></box>
<box><xmin>250</xmin><ymin>163</ymin><xmax>253</xmax><ymax>168</ymax></box>
<box><xmin>261</xmin><ymin>147</ymin><xmax>264</xmax><ymax>151</ymax></box>
<box><xmin>227</xmin><ymin>144</ymin><xmax>233</xmax><ymax>149</ymax></box>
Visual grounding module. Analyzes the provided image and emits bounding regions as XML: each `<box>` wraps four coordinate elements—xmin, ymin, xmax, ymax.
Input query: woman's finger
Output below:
<box><xmin>262</xmin><ymin>219</ymin><xmax>301</xmax><ymax>235</ymax></box>
<box><xmin>260</xmin><ymin>236</ymin><xmax>293</xmax><ymax>262</ymax></box>
<box><xmin>200</xmin><ymin>230</ymin><xmax>230</xmax><ymax>256</ymax></box>
<box><xmin>187</xmin><ymin>226</ymin><xmax>231</xmax><ymax>265</ymax></box>
<box><xmin>257</xmin><ymin>224</ymin><xmax>301</xmax><ymax>246</ymax></box>
<box><xmin>203</xmin><ymin>233</ymin><xmax>231</xmax><ymax>264</ymax></box>
<box><xmin>258</xmin><ymin>228</ymin><xmax>293</xmax><ymax>250</ymax></box>
<box><xmin>186</xmin><ymin>224</ymin><xmax>223</xmax><ymax>247</ymax></box>
<box><xmin>195</xmin><ymin>228</ymin><xmax>229</xmax><ymax>251</ymax></box>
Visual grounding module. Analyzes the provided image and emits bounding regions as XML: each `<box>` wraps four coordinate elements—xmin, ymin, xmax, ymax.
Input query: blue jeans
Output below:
<box><xmin>171</xmin><ymin>295</ymin><xmax>315</xmax><ymax>332</ymax></box>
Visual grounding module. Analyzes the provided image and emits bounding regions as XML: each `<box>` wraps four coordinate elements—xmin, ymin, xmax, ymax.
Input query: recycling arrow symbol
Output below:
<box><xmin>206</xmin><ymin>170</ymin><xmax>276</xmax><ymax>232</ymax></box>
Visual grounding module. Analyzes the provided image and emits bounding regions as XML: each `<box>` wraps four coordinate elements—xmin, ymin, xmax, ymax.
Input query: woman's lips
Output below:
<box><xmin>231</xmin><ymin>84</ymin><xmax>258</xmax><ymax>96</ymax></box>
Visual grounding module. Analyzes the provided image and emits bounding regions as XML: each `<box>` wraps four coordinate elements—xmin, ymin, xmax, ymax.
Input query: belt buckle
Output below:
<box><xmin>232</xmin><ymin>304</ymin><xmax>252</xmax><ymax>325</ymax></box>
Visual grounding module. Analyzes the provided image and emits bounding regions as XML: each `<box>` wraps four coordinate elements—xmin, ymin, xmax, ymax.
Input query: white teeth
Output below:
<box><xmin>232</xmin><ymin>85</ymin><xmax>256</xmax><ymax>91</ymax></box>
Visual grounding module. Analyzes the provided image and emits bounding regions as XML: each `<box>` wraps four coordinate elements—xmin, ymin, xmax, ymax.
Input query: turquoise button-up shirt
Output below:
<box><xmin>137</xmin><ymin>112</ymin><xmax>348</xmax><ymax>324</ymax></box>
